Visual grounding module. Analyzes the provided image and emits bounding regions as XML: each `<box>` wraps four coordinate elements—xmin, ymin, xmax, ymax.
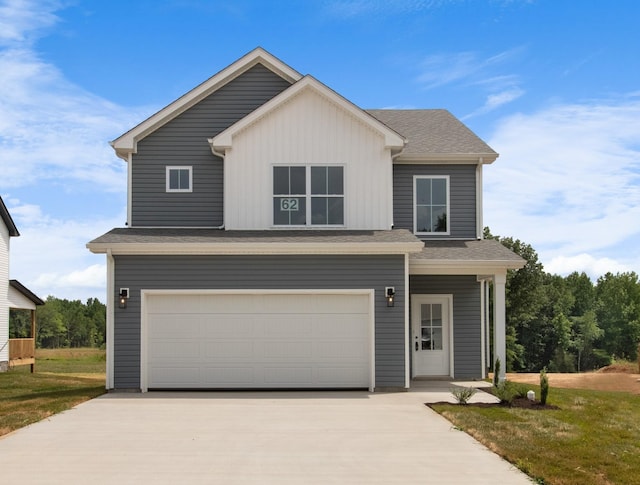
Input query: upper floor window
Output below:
<box><xmin>273</xmin><ymin>165</ymin><xmax>344</xmax><ymax>226</ymax></box>
<box><xmin>414</xmin><ymin>176</ymin><xmax>449</xmax><ymax>234</ymax></box>
<box><xmin>166</xmin><ymin>166</ymin><xmax>192</xmax><ymax>193</ymax></box>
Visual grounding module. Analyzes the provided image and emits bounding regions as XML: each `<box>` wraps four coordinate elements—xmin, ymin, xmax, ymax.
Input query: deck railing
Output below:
<box><xmin>9</xmin><ymin>338</ymin><xmax>36</xmax><ymax>366</ymax></box>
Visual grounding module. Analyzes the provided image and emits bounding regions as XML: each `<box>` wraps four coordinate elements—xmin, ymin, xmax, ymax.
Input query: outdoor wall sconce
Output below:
<box><xmin>385</xmin><ymin>287</ymin><xmax>396</xmax><ymax>307</ymax></box>
<box><xmin>119</xmin><ymin>288</ymin><xmax>129</xmax><ymax>309</ymax></box>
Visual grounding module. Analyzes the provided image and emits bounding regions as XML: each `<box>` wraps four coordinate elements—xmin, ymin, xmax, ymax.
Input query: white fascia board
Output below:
<box><xmin>87</xmin><ymin>241</ymin><xmax>424</xmax><ymax>256</ymax></box>
<box><xmin>394</xmin><ymin>154</ymin><xmax>499</xmax><ymax>164</ymax></box>
<box><xmin>210</xmin><ymin>76</ymin><xmax>406</xmax><ymax>153</ymax></box>
<box><xmin>410</xmin><ymin>259</ymin><xmax>525</xmax><ymax>275</ymax></box>
<box><xmin>111</xmin><ymin>48</ymin><xmax>302</xmax><ymax>160</ymax></box>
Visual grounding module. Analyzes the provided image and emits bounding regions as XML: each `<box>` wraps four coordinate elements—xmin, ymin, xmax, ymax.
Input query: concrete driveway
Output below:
<box><xmin>0</xmin><ymin>389</ymin><xmax>532</xmax><ymax>484</ymax></box>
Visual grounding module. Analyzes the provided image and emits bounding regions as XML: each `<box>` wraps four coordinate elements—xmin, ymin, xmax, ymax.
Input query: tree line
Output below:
<box><xmin>486</xmin><ymin>228</ymin><xmax>640</xmax><ymax>372</ymax></box>
<box><xmin>10</xmin><ymin>297</ymin><xmax>106</xmax><ymax>349</ymax></box>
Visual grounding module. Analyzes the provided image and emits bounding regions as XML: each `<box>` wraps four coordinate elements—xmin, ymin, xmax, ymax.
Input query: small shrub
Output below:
<box><xmin>451</xmin><ymin>386</ymin><xmax>477</xmax><ymax>405</ymax></box>
<box><xmin>493</xmin><ymin>380</ymin><xmax>518</xmax><ymax>406</ymax></box>
<box><xmin>493</xmin><ymin>357</ymin><xmax>501</xmax><ymax>387</ymax></box>
<box><xmin>540</xmin><ymin>368</ymin><xmax>549</xmax><ymax>405</ymax></box>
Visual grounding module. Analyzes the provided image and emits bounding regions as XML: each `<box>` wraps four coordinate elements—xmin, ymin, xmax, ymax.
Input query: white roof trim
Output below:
<box><xmin>110</xmin><ymin>47</ymin><xmax>302</xmax><ymax>160</ymax></box>
<box><xmin>410</xmin><ymin>258</ymin><xmax>525</xmax><ymax>275</ymax></box>
<box><xmin>87</xmin><ymin>241</ymin><xmax>424</xmax><ymax>256</ymax></box>
<box><xmin>209</xmin><ymin>75</ymin><xmax>406</xmax><ymax>153</ymax></box>
<box><xmin>394</xmin><ymin>154</ymin><xmax>499</xmax><ymax>164</ymax></box>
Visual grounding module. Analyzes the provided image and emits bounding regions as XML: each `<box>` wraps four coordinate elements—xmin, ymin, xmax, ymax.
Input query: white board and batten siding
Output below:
<box><xmin>224</xmin><ymin>88</ymin><xmax>394</xmax><ymax>230</ymax></box>
<box><xmin>0</xmin><ymin>223</ymin><xmax>9</xmax><ymax>365</ymax></box>
<box><xmin>141</xmin><ymin>290</ymin><xmax>375</xmax><ymax>391</ymax></box>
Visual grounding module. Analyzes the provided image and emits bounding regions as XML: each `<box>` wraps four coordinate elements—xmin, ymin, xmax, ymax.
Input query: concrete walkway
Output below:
<box><xmin>0</xmin><ymin>389</ymin><xmax>533</xmax><ymax>484</ymax></box>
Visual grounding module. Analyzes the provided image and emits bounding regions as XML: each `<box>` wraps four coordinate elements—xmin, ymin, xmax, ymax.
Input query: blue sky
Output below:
<box><xmin>1</xmin><ymin>0</ymin><xmax>639</xmax><ymax>302</ymax></box>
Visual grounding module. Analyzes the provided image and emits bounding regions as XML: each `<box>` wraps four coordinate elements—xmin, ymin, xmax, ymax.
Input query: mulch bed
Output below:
<box><xmin>427</xmin><ymin>397</ymin><xmax>560</xmax><ymax>410</ymax></box>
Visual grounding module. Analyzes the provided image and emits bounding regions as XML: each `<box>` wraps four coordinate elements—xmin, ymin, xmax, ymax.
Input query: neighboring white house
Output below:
<box><xmin>0</xmin><ymin>197</ymin><xmax>44</xmax><ymax>372</ymax></box>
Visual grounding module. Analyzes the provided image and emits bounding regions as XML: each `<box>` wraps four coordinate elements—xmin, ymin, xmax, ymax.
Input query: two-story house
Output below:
<box><xmin>88</xmin><ymin>48</ymin><xmax>524</xmax><ymax>392</ymax></box>
<box><xmin>1</xmin><ymin>197</ymin><xmax>44</xmax><ymax>372</ymax></box>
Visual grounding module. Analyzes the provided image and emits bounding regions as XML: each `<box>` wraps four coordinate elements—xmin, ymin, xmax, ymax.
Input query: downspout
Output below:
<box><xmin>476</xmin><ymin>157</ymin><xmax>484</xmax><ymax>239</ymax></box>
<box><xmin>209</xmin><ymin>145</ymin><xmax>227</xmax><ymax>230</ymax></box>
<box><xmin>390</xmin><ymin>145</ymin><xmax>406</xmax><ymax>230</ymax></box>
<box><xmin>106</xmin><ymin>249</ymin><xmax>115</xmax><ymax>390</ymax></box>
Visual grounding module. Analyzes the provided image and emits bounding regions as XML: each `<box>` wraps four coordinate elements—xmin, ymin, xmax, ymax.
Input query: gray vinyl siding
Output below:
<box><xmin>393</xmin><ymin>164</ymin><xmax>477</xmax><ymax>239</ymax></box>
<box><xmin>131</xmin><ymin>64</ymin><xmax>292</xmax><ymax>227</ymax></box>
<box><xmin>113</xmin><ymin>255</ymin><xmax>406</xmax><ymax>390</ymax></box>
<box><xmin>409</xmin><ymin>275</ymin><xmax>481</xmax><ymax>379</ymax></box>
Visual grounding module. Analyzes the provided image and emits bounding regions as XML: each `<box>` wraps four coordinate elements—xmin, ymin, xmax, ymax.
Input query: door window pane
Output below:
<box><xmin>420</xmin><ymin>303</ymin><xmax>444</xmax><ymax>351</ymax></box>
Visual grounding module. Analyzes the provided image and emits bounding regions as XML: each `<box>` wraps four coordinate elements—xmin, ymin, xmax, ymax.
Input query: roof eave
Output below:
<box><xmin>87</xmin><ymin>241</ymin><xmax>424</xmax><ymax>256</ymax></box>
<box><xmin>9</xmin><ymin>280</ymin><xmax>45</xmax><ymax>306</ymax></box>
<box><xmin>394</xmin><ymin>153</ymin><xmax>499</xmax><ymax>164</ymax></box>
<box><xmin>0</xmin><ymin>197</ymin><xmax>20</xmax><ymax>236</ymax></box>
<box><xmin>410</xmin><ymin>258</ymin><xmax>525</xmax><ymax>275</ymax></box>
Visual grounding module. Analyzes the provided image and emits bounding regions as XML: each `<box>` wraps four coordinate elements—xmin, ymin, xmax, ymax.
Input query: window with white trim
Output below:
<box><xmin>273</xmin><ymin>165</ymin><xmax>344</xmax><ymax>226</ymax></box>
<box><xmin>414</xmin><ymin>176</ymin><xmax>449</xmax><ymax>234</ymax></box>
<box><xmin>166</xmin><ymin>166</ymin><xmax>192</xmax><ymax>193</ymax></box>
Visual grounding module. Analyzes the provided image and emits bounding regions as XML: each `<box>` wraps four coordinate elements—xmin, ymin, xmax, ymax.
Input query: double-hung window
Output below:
<box><xmin>273</xmin><ymin>165</ymin><xmax>344</xmax><ymax>226</ymax></box>
<box><xmin>166</xmin><ymin>166</ymin><xmax>192</xmax><ymax>193</ymax></box>
<box><xmin>414</xmin><ymin>175</ymin><xmax>449</xmax><ymax>234</ymax></box>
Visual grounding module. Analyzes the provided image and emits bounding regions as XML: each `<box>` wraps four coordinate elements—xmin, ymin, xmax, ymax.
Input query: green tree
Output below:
<box><xmin>36</xmin><ymin>298</ymin><xmax>66</xmax><ymax>348</ymax></box>
<box><xmin>484</xmin><ymin>228</ymin><xmax>546</xmax><ymax>371</ymax></box>
<box><xmin>595</xmin><ymin>272</ymin><xmax>640</xmax><ymax>360</ymax></box>
<box><xmin>565</xmin><ymin>271</ymin><xmax>595</xmax><ymax>317</ymax></box>
<box><xmin>571</xmin><ymin>310</ymin><xmax>604</xmax><ymax>371</ymax></box>
<box><xmin>9</xmin><ymin>309</ymin><xmax>32</xmax><ymax>338</ymax></box>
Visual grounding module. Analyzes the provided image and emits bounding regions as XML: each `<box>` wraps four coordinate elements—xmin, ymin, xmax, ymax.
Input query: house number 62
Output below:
<box><xmin>280</xmin><ymin>198</ymin><xmax>299</xmax><ymax>211</ymax></box>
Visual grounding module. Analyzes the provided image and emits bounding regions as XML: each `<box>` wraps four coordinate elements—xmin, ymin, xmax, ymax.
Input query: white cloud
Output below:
<box><xmin>8</xmin><ymin>199</ymin><xmax>124</xmax><ymax>302</ymax></box>
<box><xmin>415</xmin><ymin>48</ymin><xmax>525</xmax><ymax>115</ymax></box>
<box><xmin>464</xmin><ymin>87</ymin><xmax>525</xmax><ymax>119</ymax></box>
<box><xmin>0</xmin><ymin>1</ymin><xmax>153</xmax><ymax>193</ymax></box>
<box><xmin>544</xmin><ymin>254</ymin><xmax>630</xmax><ymax>279</ymax></box>
<box><xmin>485</xmin><ymin>96</ymin><xmax>640</xmax><ymax>277</ymax></box>
<box><xmin>0</xmin><ymin>0</ymin><xmax>60</xmax><ymax>46</ymax></box>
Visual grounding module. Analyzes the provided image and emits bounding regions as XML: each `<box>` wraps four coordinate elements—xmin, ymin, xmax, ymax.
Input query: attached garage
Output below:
<box><xmin>141</xmin><ymin>290</ymin><xmax>374</xmax><ymax>391</ymax></box>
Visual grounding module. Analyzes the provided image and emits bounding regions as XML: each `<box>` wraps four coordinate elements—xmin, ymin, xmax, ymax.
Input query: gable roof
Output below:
<box><xmin>0</xmin><ymin>196</ymin><xmax>19</xmax><ymax>237</ymax></box>
<box><xmin>110</xmin><ymin>47</ymin><xmax>302</xmax><ymax>160</ymax></box>
<box><xmin>210</xmin><ymin>75</ymin><xmax>406</xmax><ymax>153</ymax></box>
<box><xmin>9</xmin><ymin>279</ymin><xmax>45</xmax><ymax>307</ymax></box>
<box><xmin>367</xmin><ymin>109</ymin><xmax>498</xmax><ymax>163</ymax></box>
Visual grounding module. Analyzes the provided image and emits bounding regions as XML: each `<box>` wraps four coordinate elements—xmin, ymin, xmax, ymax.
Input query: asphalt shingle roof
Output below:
<box><xmin>412</xmin><ymin>239</ymin><xmax>525</xmax><ymax>263</ymax></box>
<box><xmin>366</xmin><ymin>109</ymin><xmax>497</xmax><ymax>159</ymax></box>
<box><xmin>88</xmin><ymin>228</ymin><xmax>422</xmax><ymax>245</ymax></box>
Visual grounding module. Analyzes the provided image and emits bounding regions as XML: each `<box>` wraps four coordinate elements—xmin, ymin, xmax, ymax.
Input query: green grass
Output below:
<box><xmin>431</xmin><ymin>385</ymin><xmax>640</xmax><ymax>485</ymax></box>
<box><xmin>0</xmin><ymin>348</ymin><xmax>106</xmax><ymax>436</ymax></box>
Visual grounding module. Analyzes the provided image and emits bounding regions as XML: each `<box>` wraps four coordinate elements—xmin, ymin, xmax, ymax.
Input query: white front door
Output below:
<box><xmin>411</xmin><ymin>295</ymin><xmax>452</xmax><ymax>377</ymax></box>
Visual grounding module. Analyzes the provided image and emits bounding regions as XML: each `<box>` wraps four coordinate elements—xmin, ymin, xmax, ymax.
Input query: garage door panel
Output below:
<box><xmin>150</xmin><ymin>366</ymin><xmax>200</xmax><ymax>386</ymax></box>
<box><xmin>202</xmin><ymin>341</ymin><xmax>254</xmax><ymax>359</ymax></box>
<box><xmin>201</xmin><ymin>366</ymin><xmax>255</xmax><ymax>385</ymax></box>
<box><xmin>317</xmin><ymin>366</ymin><xmax>368</xmax><ymax>385</ymax></box>
<box><xmin>146</xmin><ymin>293</ymin><xmax>371</xmax><ymax>389</ymax></box>
<box><xmin>150</xmin><ymin>341</ymin><xmax>201</xmax><ymax>360</ymax></box>
<box><xmin>264</xmin><ymin>367</ymin><xmax>313</xmax><ymax>385</ymax></box>
<box><xmin>263</xmin><ymin>341</ymin><xmax>313</xmax><ymax>359</ymax></box>
<box><xmin>200</xmin><ymin>316</ymin><xmax>255</xmax><ymax>337</ymax></box>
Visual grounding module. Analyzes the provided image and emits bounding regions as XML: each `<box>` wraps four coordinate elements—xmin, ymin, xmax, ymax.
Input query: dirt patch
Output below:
<box><xmin>506</xmin><ymin>372</ymin><xmax>640</xmax><ymax>394</ymax></box>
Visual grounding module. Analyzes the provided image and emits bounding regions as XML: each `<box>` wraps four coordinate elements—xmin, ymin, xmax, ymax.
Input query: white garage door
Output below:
<box><xmin>144</xmin><ymin>292</ymin><xmax>372</xmax><ymax>390</ymax></box>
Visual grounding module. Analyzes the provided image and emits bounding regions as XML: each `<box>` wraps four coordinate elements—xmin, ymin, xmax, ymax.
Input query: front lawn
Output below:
<box><xmin>431</xmin><ymin>385</ymin><xmax>640</xmax><ymax>485</ymax></box>
<box><xmin>0</xmin><ymin>348</ymin><xmax>106</xmax><ymax>436</ymax></box>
